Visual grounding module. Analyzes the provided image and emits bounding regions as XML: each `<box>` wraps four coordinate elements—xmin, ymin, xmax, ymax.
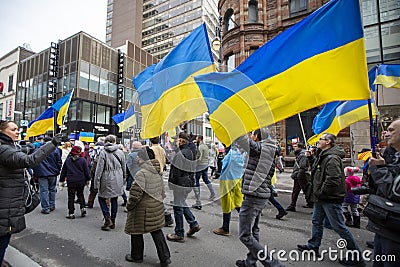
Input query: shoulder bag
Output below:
<box><xmin>24</xmin><ymin>169</ymin><xmax>40</xmax><ymax>214</ymax></box>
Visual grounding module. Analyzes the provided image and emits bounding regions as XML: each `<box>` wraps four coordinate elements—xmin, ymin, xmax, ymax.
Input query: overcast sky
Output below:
<box><xmin>0</xmin><ymin>0</ymin><xmax>107</xmax><ymax>57</ymax></box>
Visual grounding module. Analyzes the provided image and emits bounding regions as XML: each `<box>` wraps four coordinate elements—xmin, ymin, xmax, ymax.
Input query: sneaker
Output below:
<box><xmin>165</xmin><ymin>219</ymin><xmax>174</xmax><ymax>227</ymax></box>
<box><xmin>276</xmin><ymin>209</ymin><xmax>288</xmax><ymax>219</ymax></box>
<box><xmin>235</xmin><ymin>260</ymin><xmax>247</xmax><ymax>267</ymax></box>
<box><xmin>286</xmin><ymin>206</ymin><xmax>296</xmax><ymax>212</ymax></box>
<box><xmin>160</xmin><ymin>258</ymin><xmax>171</xmax><ymax>267</ymax></box>
<box><xmin>192</xmin><ymin>204</ymin><xmax>202</xmax><ymax>210</ymax></box>
<box><xmin>338</xmin><ymin>258</ymin><xmax>366</xmax><ymax>267</ymax></box>
<box><xmin>125</xmin><ymin>254</ymin><xmax>143</xmax><ymax>263</ymax></box>
<box><xmin>66</xmin><ymin>214</ymin><xmax>75</xmax><ymax>219</ymax></box>
<box><xmin>50</xmin><ymin>207</ymin><xmax>56</xmax><ymax>212</ymax></box>
<box><xmin>187</xmin><ymin>225</ymin><xmax>201</xmax><ymax>236</ymax></box>
<box><xmin>297</xmin><ymin>244</ymin><xmax>320</xmax><ymax>257</ymax></box>
<box><xmin>81</xmin><ymin>208</ymin><xmax>86</xmax><ymax>217</ymax></box>
<box><xmin>41</xmin><ymin>210</ymin><xmax>50</xmax><ymax>214</ymax></box>
<box><xmin>166</xmin><ymin>233</ymin><xmax>185</xmax><ymax>243</ymax></box>
<box><xmin>213</xmin><ymin>227</ymin><xmax>229</xmax><ymax>236</ymax></box>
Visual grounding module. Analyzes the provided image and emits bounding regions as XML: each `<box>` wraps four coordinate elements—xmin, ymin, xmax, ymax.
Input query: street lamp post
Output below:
<box><xmin>212</xmin><ymin>16</ymin><xmax>223</xmax><ymax>72</ymax></box>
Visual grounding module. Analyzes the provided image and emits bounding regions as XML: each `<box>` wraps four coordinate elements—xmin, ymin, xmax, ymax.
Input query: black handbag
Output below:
<box><xmin>363</xmin><ymin>194</ymin><xmax>400</xmax><ymax>234</ymax></box>
<box><xmin>24</xmin><ymin>170</ymin><xmax>40</xmax><ymax>214</ymax></box>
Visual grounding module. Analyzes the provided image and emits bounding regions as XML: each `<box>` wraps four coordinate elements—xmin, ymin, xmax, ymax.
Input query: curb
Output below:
<box><xmin>4</xmin><ymin>245</ymin><xmax>42</xmax><ymax>267</ymax></box>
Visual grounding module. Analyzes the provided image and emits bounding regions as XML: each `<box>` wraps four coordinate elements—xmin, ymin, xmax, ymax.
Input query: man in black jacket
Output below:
<box><xmin>368</xmin><ymin>119</ymin><xmax>400</xmax><ymax>266</ymax></box>
<box><xmin>297</xmin><ymin>133</ymin><xmax>365</xmax><ymax>267</ymax></box>
<box><xmin>166</xmin><ymin>132</ymin><xmax>201</xmax><ymax>243</ymax></box>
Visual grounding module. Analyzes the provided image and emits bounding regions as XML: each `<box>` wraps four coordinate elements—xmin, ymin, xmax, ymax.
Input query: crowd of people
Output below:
<box><xmin>1</xmin><ymin>118</ymin><xmax>400</xmax><ymax>267</ymax></box>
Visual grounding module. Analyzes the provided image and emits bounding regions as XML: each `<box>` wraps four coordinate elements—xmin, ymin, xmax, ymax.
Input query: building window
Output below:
<box><xmin>8</xmin><ymin>74</ymin><xmax>14</xmax><ymax>91</ymax></box>
<box><xmin>290</xmin><ymin>0</ymin><xmax>307</xmax><ymax>16</ymax></box>
<box><xmin>224</xmin><ymin>9</ymin><xmax>236</xmax><ymax>32</ymax></box>
<box><xmin>248</xmin><ymin>1</ymin><xmax>258</xmax><ymax>23</ymax></box>
<box><xmin>205</xmin><ymin>127</ymin><xmax>212</xmax><ymax>137</ymax></box>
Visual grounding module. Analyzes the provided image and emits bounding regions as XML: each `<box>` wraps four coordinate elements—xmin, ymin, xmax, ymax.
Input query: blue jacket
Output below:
<box><xmin>60</xmin><ymin>155</ymin><xmax>91</xmax><ymax>187</ymax></box>
<box><xmin>32</xmin><ymin>143</ymin><xmax>62</xmax><ymax>178</ymax></box>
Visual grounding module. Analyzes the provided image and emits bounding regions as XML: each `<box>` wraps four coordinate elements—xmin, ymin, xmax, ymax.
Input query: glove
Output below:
<box><xmin>52</xmin><ymin>133</ymin><xmax>63</xmax><ymax>146</ymax></box>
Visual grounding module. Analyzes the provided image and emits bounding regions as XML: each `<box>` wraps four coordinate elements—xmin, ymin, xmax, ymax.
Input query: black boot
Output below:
<box><xmin>352</xmin><ymin>215</ymin><xmax>360</xmax><ymax>229</ymax></box>
<box><xmin>101</xmin><ymin>215</ymin><xmax>113</xmax><ymax>231</ymax></box>
<box><xmin>110</xmin><ymin>218</ymin><xmax>115</xmax><ymax>229</ymax></box>
<box><xmin>344</xmin><ymin>212</ymin><xmax>353</xmax><ymax>227</ymax></box>
<box><xmin>164</xmin><ymin>213</ymin><xmax>174</xmax><ymax>227</ymax></box>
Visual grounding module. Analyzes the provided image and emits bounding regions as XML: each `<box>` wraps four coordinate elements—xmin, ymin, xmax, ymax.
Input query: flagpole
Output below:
<box><xmin>297</xmin><ymin>113</ymin><xmax>308</xmax><ymax>148</ymax></box>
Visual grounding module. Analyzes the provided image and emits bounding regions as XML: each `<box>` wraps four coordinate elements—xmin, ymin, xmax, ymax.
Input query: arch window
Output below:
<box><xmin>249</xmin><ymin>0</ymin><xmax>258</xmax><ymax>23</ymax></box>
<box><xmin>224</xmin><ymin>9</ymin><xmax>236</xmax><ymax>33</ymax></box>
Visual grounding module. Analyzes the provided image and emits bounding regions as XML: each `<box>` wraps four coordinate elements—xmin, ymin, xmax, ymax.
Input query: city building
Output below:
<box><xmin>0</xmin><ymin>46</ymin><xmax>34</xmax><ymax>121</ymax></box>
<box><xmin>15</xmin><ymin>31</ymin><xmax>157</xmax><ymax>146</ymax></box>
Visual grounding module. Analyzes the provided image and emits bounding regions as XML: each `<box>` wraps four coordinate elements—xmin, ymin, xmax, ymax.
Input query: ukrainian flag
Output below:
<box><xmin>52</xmin><ymin>90</ymin><xmax>74</xmax><ymax>125</ymax></box>
<box><xmin>79</xmin><ymin>132</ymin><xmax>95</xmax><ymax>143</ymax></box>
<box><xmin>307</xmin><ymin>66</ymin><xmax>378</xmax><ymax>145</ymax></box>
<box><xmin>374</xmin><ymin>64</ymin><xmax>400</xmax><ymax>89</ymax></box>
<box><xmin>25</xmin><ymin>107</ymin><xmax>54</xmax><ymax>139</ymax></box>
<box><xmin>112</xmin><ymin>105</ymin><xmax>136</xmax><ymax>132</ymax></box>
<box><xmin>133</xmin><ymin>23</ymin><xmax>215</xmax><ymax>139</ymax></box>
<box><xmin>195</xmin><ymin>0</ymin><xmax>370</xmax><ymax>146</ymax></box>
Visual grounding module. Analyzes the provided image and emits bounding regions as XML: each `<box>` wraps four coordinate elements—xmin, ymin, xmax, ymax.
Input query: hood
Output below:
<box><xmin>141</xmin><ymin>159</ymin><xmax>161</xmax><ymax>174</ymax></box>
<box><xmin>320</xmin><ymin>145</ymin><xmax>346</xmax><ymax>159</ymax></box>
<box><xmin>104</xmin><ymin>143</ymin><xmax>119</xmax><ymax>153</ymax></box>
<box><xmin>0</xmin><ymin>132</ymin><xmax>13</xmax><ymax>145</ymax></box>
<box><xmin>71</xmin><ymin>155</ymin><xmax>81</xmax><ymax>161</ymax></box>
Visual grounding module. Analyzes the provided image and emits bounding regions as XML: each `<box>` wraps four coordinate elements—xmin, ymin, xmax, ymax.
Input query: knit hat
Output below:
<box><xmin>70</xmin><ymin>146</ymin><xmax>82</xmax><ymax>156</ymax></box>
<box><xmin>344</xmin><ymin>166</ymin><xmax>360</xmax><ymax>177</ymax></box>
<box><xmin>178</xmin><ymin>132</ymin><xmax>190</xmax><ymax>141</ymax></box>
<box><xmin>137</xmin><ymin>146</ymin><xmax>155</xmax><ymax>161</ymax></box>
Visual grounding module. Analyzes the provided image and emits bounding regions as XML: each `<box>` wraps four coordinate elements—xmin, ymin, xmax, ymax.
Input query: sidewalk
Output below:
<box><xmin>275</xmin><ymin>167</ymin><xmax>295</xmax><ymax>192</ymax></box>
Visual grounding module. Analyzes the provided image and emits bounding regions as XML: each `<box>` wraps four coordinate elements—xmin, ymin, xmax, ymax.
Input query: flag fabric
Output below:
<box><xmin>25</xmin><ymin>107</ymin><xmax>55</xmax><ymax>139</ymax></box>
<box><xmin>133</xmin><ymin>23</ymin><xmax>215</xmax><ymax>139</ymax></box>
<box><xmin>112</xmin><ymin>105</ymin><xmax>136</xmax><ymax>132</ymax></box>
<box><xmin>52</xmin><ymin>90</ymin><xmax>74</xmax><ymax>125</ymax></box>
<box><xmin>374</xmin><ymin>64</ymin><xmax>400</xmax><ymax>89</ymax></box>
<box><xmin>194</xmin><ymin>0</ymin><xmax>370</xmax><ymax>146</ymax></box>
<box><xmin>79</xmin><ymin>132</ymin><xmax>95</xmax><ymax>143</ymax></box>
<box><xmin>368</xmin><ymin>66</ymin><xmax>378</xmax><ymax>91</ymax></box>
<box><xmin>307</xmin><ymin>99</ymin><xmax>377</xmax><ymax>145</ymax></box>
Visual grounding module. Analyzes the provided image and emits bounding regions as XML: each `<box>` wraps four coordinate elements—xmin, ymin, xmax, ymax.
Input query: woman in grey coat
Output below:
<box><xmin>94</xmin><ymin>135</ymin><xmax>126</xmax><ymax>231</ymax></box>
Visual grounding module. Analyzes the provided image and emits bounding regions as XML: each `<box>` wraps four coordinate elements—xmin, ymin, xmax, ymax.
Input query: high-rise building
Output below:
<box><xmin>107</xmin><ymin>0</ymin><xmax>219</xmax><ymax>60</ymax></box>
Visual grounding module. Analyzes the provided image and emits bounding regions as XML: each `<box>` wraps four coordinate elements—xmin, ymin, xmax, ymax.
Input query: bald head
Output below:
<box><xmin>385</xmin><ymin>119</ymin><xmax>400</xmax><ymax>151</ymax></box>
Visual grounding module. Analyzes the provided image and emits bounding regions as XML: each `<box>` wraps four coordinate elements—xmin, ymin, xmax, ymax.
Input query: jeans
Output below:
<box><xmin>238</xmin><ymin>195</ymin><xmax>268</xmax><ymax>266</ymax></box>
<box><xmin>126</xmin><ymin>175</ymin><xmax>134</xmax><ymax>191</ymax></box>
<box><xmin>195</xmin><ymin>166</ymin><xmax>211</xmax><ymax>186</ymax></box>
<box><xmin>0</xmin><ymin>234</ymin><xmax>11</xmax><ymax>263</ymax></box>
<box><xmin>98</xmin><ymin>196</ymin><xmax>118</xmax><ymax>219</ymax></box>
<box><xmin>307</xmin><ymin>202</ymin><xmax>361</xmax><ymax>253</ymax></box>
<box><xmin>373</xmin><ymin>234</ymin><xmax>400</xmax><ymax>267</ymax></box>
<box><xmin>38</xmin><ymin>176</ymin><xmax>57</xmax><ymax>212</ymax></box>
<box><xmin>269</xmin><ymin>195</ymin><xmax>284</xmax><ymax>211</ymax></box>
<box><xmin>130</xmin><ymin>229</ymin><xmax>170</xmax><ymax>263</ymax></box>
<box><xmin>172</xmin><ymin>188</ymin><xmax>198</xmax><ymax>237</ymax></box>
<box><xmin>222</xmin><ymin>207</ymin><xmax>241</xmax><ymax>232</ymax></box>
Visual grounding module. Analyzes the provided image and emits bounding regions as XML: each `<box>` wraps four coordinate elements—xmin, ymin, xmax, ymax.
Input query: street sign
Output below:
<box><xmin>20</xmin><ymin>120</ymin><xmax>29</xmax><ymax>127</ymax></box>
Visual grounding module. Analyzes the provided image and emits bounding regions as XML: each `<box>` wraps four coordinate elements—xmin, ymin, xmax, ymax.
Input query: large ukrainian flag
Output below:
<box><xmin>133</xmin><ymin>23</ymin><xmax>215</xmax><ymax>139</ymax></box>
<box><xmin>52</xmin><ymin>90</ymin><xmax>74</xmax><ymax>125</ymax></box>
<box><xmin>374</xmin><ymin>64</ymin><xmax>400</xmax><ymax>89</ymax></box>
<box><xmin>25</xmin><ymin>107</ymin><xmax>54</xmax><ymax>139</ymax></box>
<box><xmin>195</xmin><ymin>0</ymin><xmax>370</xmax><ymax>146</ymax></box>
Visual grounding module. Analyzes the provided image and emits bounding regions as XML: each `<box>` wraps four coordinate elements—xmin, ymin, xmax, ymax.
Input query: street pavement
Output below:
<box><xmin>5</xmin><ymin>168</ymin><xmax>376</xmax><ymax>267</ymax></box>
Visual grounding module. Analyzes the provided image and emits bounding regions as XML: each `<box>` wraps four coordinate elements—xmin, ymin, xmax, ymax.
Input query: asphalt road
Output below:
<box><xmin>7</xmin><ymin>169</ymin><xmax>376</xmax><ymax>267</ymax></box>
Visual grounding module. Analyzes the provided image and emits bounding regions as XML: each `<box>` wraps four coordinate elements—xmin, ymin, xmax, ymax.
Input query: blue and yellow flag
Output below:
<box><xmin>133</xmin><ymin>23</ymin><xmax>215</xmax><ymax>139</ymax></box>
<box><xmin>195</xmin><ymin>0</ymin><xmax>370</xmax><ymax>146</ymax></box>
<box><xmin>52</xmin><ymin>90</ymin><xmax>74</xmax><ymax>125</ymax></box>
<box><xmin>112</xmin><ymin>105</ymin><xmax>137</xmax><ymax>132</ymax></box>
<box><xmin>79</xmin><ymin>132</ymin><xmax>95</xmax><ymax>143</ymax></box>
<box><xmin>25</xmin><ymin>107</ymin><xmax>55</xmax><ymax>139</ymax></box>
<box><xmin>374</xmin><ymin>64</ymin><xmax>400</xmax><ymax>89</ymax></box>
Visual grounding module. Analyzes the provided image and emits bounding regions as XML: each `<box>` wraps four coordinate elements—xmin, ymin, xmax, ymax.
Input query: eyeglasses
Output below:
<box><xmin>319</xmin><ymin>138</ymin><xmax>328</xmax><ymax>141</ymax></box>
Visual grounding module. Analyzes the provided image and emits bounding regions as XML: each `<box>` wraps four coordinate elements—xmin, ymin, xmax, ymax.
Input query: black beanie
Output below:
<box><xmin>137</xmin><ymin>147</ymin><xmax>155</xmax><ymax>161</ymax></box>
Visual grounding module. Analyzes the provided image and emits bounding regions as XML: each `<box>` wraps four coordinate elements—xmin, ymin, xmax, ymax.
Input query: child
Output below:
<box><xmin>342</xmin><ymin>167</ymin><xmax>361</xmax><ymax>228</ymax></box>
<box><xmin>60</xmin><ymin>146</ymin><xmax>91</xmax><ymax>219</ymax></box>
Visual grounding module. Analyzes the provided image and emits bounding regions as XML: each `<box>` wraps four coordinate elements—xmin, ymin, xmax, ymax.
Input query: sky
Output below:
<box><xmin>0</xmin><ymin>0</ymin><xmax>107</xmax><ymax>57</ymax></box>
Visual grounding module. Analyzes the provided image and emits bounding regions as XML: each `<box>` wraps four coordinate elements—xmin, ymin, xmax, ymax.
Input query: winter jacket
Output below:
<box><xmin>291</xmin><ymin>149</ymin><xmax>309</xmax><ymax>180</ymax></box>
<box><xmin>94</xmin><ymin>143</ymin><xmax>126</xmax><ymax>198</ymax></box>
<box><xmin>310</xmin><ymin>145</ymin><xmax>346</xmax><ymax>203</ymax></box>
<box><xmin>236</xmin><ymin>136</ymin><xmax>276</xmax><ymax>199</ymax></box>
<box><xmin>168</xmin><ymin>143</ymin><xmax>196</xmax><ymax>189</ymax></box>
<box><xmin>0</xmin><ymin>132</ymin><xmax>57</xmax><ymax>237</ymax></box>
<box><xmin>124</xmin><ymin>159</ymin><xmax>165</xmax><ymax>234</ymax></box>
<box><xmin>343</xmin><ymin>176</ymin><xmax>361</xmax><ymax>204</ymax></box>
<box><xmin>196</xmin><ymin>141</ymin><xmax>209</xmax><ymax>167</ymax></box>
<box><xmin>32</xmin><ymin>143</ymin><xmax>62</xmax><ymax>178</ymax></box>
<box><xmin>60</xmin><ymin>155</ymin><xmax>91</xmax><ymax>187</ymax></box>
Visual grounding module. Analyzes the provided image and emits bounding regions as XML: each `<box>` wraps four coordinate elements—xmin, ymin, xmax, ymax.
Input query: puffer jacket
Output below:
<box><xmin>125</xmin><ymin>159</ymin><xmax>165</xmax><ymax>234</ymax></box>
<box><xmin>310</xmin><ymin>145</ymin><xmax>346</xmax><ymax>203</ymax></box>
<box><xmin>0</xmin><ymin>133</ymin><xmax>57</xmax><ymax>236</ymax></box>
<box><xmin>291</xmin><ymin>149</ymin><xmax>309</xmax><ymax>179</ymax></box>
<box><xmin>236</xmin><ymin>136</ymin><xmax>276</xmax><ymax>199</ymax></box>
<box><xmin>94</xmin><ymin>143</ymin><xmax>126</xmax><ymax>198</ymax></box>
